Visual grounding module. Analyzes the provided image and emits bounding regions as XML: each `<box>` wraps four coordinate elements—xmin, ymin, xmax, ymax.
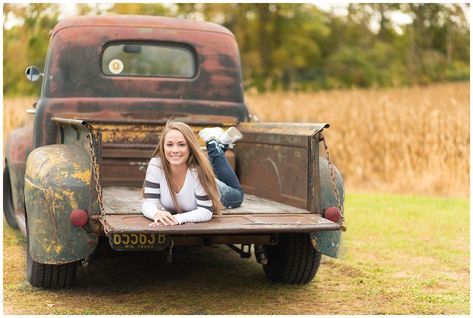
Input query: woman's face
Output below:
<box><xmin>163</xmin><ymin>129</ymin><xmax>190</xmax><ymax>167</ymax></box>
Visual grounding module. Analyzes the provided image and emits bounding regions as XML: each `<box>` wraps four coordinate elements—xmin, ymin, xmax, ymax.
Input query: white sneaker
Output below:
<box><xmin>199</xmin><ymin>127</ymin><xmax>224</xmax><ymax>142</ymax></box>
<box><xmin>219</xmin><ymin>127</ymin><xmax>243</xmax><ymax>145</ymax></box>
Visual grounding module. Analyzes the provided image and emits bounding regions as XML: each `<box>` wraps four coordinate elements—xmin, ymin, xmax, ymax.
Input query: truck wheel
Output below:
<box><xmin>3</xmin><ymin>166</ymin><xmax>19</xmax><ymax>229</ymax></box>
<box><xmin>263</xmin><ymin>233</ymin><xmax>321</xmax><ymax>284</ymax></box>
<box><xmin>26</xmin><ymin>224</ymin><xmax>77</xmax><ymax>288</ymax></box>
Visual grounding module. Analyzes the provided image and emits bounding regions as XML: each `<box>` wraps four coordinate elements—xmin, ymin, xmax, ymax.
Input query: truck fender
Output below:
<box><xmin>24</xmin><ymin>144</ymin><xmax>98</xmax><ymax>264</ymax></box>
<box><xmin>311</xmin><ymin>156</ymin><xmax>345</xmax><ymax>258</ymax></box>
<box><xmin>5</xmin><ymin>127</ymin><xmax>33</xmax><ymax>224</ymax></box>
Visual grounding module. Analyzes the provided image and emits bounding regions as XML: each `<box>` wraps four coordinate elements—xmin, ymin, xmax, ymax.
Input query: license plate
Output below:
<box><xmin>109</xmin><ymin>233</ymin><xmax>170</xmax><ymax>251</ymax></box>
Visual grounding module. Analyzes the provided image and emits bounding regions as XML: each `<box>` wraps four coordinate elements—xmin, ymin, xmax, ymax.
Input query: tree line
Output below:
<box><xmin>3</xmin><ymin>3</ymin><xmax>470</xmax><ymax>96</ymax></box>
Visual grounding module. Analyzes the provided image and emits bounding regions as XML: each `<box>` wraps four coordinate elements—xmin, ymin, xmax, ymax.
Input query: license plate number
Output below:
<box><xmin>109</xmin><ymin>233</ymin><xmax>170</xmax><ymax>251</ymax></box>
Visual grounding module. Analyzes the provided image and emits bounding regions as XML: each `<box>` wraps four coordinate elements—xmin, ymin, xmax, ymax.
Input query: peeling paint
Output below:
<box><xmin>71</xmin><ymin>170</ymin><xmax>91</xmax><ymax>184</ymax></box>
<box><xmin>25</xmin><ymin>177</ymin><xmax>48</xmax><ymax>192</ymax></box>
<box><xmin>25</xmin><ymin>144</ymin><xmax>98</xmax><ymax>264</ymax></box>
<box><xmin>60</xmin><ymin>189</ymin><xmax>79</xmax><ymax>210</ymax></box>
<box><xmin>54</xmin><ymin>244</ymin><xmax>63</xmax><ymax>254</ymax></box>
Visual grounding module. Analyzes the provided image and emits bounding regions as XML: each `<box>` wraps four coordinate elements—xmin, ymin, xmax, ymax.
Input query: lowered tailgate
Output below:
<box><xmin>101</xmin><ymin>187</ymin><xmax>339</xmax><ymax>235</ymax></box>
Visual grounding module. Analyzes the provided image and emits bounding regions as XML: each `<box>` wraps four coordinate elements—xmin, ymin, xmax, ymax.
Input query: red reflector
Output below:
<box><xmin>323</xmin><ymin>207</ymin><xmax>341</xmax><ymax>223</ymax></box>
<box><xmin>70</xmin><ymin>209</ymin><xmax>88</xmax><ymax>227</ymax></box>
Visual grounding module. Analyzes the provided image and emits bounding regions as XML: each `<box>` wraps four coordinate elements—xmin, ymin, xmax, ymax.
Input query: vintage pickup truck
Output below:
<box><xmin>4</xmin><ymin>15</ymin><xmax>345</xmax><ymax>288</ymax></box>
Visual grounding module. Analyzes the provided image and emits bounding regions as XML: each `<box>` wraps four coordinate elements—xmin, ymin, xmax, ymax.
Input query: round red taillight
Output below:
<box><xmin>323</xmin><ymin>207</ymin><xmax>341</xmax><ymax>222</ymax></box>
<box><xmin>70</xmin><ymin>209</ymin><xmax>88</xmax><ymax>227</ymax></box>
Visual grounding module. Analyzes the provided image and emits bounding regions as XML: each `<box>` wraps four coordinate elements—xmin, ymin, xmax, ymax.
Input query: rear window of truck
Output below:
<box><xmin>102</xmin><ymin>42</ymin><xmax>196</xmax><ymax>78</ymax></box>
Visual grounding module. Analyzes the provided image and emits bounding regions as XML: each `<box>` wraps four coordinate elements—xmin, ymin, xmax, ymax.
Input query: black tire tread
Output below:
<box><xmin>26</xmin><ymin>225</ymin><xmax>77</xmax><ymax>288</ymax></box>
<box><xmin>263</xmin><ymin>233</ymin><xmax>321</xmax><ymax>284</ymax></box>
<box><xmin>28</xmin><ymin>253</ymin><xmax>77</xmax><ymax>288</ymax></box>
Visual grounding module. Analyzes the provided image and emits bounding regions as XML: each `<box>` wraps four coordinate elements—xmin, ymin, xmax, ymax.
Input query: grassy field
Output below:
<box><xmin>3</xmin><ymin>82</ymin><xmax>469</xmax><ymax>197</ymax></box>
<box><xmin>3</xmin><ymin>192</ymin><xmax>469</xmax><ymax>315</ymax></box>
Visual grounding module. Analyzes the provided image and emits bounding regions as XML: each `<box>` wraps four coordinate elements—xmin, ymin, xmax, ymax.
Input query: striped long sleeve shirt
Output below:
<box><xmin>142</xmin><ymin>157</ymin><xmax>214</xmax><ymax>224</ymax></box>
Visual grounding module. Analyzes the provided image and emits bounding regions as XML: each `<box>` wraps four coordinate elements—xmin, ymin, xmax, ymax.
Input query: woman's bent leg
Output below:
<box><xmin>206</xmin><ymin>140</ymin><xmax>242</xmax><ymax>191</ymax></box>
<box><xmin>217</xmin><ymin>179</ymin><xmax>244</xmax><ymax>208</ymax></box>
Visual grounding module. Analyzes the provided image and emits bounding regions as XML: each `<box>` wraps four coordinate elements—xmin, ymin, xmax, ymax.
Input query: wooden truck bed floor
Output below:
<box><xmin>102</xmin><ymin>187</ymin><xmax>339</xmax><ymax>235</ymax></box>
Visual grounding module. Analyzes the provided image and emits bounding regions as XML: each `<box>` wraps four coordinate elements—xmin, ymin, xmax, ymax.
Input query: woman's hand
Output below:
<box><xmin>149</xmin><ymin>210</ymin><xmax>178</xmax><ymax>226</ymax></box>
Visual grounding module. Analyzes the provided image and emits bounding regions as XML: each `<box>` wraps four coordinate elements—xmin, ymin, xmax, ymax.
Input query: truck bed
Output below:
<box><xmin>102</xmin><ymin>187</ymin><xmax>340</xmax><ymax>235</ymax></box>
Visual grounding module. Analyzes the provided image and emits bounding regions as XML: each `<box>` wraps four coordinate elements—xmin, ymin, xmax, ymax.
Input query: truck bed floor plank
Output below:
<box><xmin>101</xmin><ymin>187</ymin><xmax>339</xmax><ymax>234</ymax></box>
<box><xmin>103</xmin><ymin>186</ymin><xmax>309</xmax><ymax>215</ymax></box>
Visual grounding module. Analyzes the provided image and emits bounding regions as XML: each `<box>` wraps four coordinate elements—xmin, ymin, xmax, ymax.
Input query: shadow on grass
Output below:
<box><xmin>5</xmin><ymin>221</ymin><xmax>317</xmax><ymax>314</ymax></box>
<box><xmin>72</xmin><ymin>238</ymin><xmax>273</xmax><ymax>293</ymax></box>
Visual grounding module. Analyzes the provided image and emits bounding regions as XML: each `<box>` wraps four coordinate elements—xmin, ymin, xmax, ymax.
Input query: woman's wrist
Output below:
<box><xmin>174</xmin><ymin>214</ymin><xmax>182</xmax><ymax>225</ymax></box>
<box><xmin>151</xmin><ymin>209</ymin><xmax>179</xmax><ymax>226</ymax></box>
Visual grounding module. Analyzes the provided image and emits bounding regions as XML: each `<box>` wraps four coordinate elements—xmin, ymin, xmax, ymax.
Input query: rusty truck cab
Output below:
<box><xmin>36</xmin><ymin>15</ymin><xmax>248</xmax><ymax>186</ymax></box>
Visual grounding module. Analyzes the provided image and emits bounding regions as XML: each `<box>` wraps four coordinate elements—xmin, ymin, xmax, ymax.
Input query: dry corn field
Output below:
<box><xmin>3</xmin><ymin>82</ymin><xmax>469</xmax><ymax>197</ymax></box>
<box><xmin>247</xmin><ymin>82</ymin><xmax>470</xmax><ymax>197</ymax></box>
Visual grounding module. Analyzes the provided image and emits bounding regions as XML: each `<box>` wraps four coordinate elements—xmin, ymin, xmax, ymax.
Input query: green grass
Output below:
<box><xmin>336</xmin><ymin>192</ymin><xmax>470</xmax><ymax>314</ymax></box>
<box><xmin>3</xmin><ymin>192</ymin><xmax>469</xmax><ymax>314</ymax></box>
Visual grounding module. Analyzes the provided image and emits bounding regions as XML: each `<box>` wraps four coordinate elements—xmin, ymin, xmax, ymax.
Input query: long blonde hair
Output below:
<box><xmin>149</xmin><ymin>121</ymin><xmax>223</xmax><ymax>215</ymax></box>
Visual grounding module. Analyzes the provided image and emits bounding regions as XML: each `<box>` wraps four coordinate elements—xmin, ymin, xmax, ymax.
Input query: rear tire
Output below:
<box><xmin>26</xmin><ymin>220</ymin><xmax>77</xmax><ymax>288</ymax></box>
<box><xmin>263</xmin><ymin>233</ymin><xmax>321</xmax><ymax>284</ymax></box>
<box><xmin>3</xmin><ymin>166</ymin><xmax>19</xmax><ymax>229</ymax></box>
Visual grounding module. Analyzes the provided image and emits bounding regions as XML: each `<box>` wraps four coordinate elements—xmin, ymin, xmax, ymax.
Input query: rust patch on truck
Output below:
<box><xmin>71</xmin><ymin>170</ymin><xmax>91</xmax><ymax>184</ymax></box>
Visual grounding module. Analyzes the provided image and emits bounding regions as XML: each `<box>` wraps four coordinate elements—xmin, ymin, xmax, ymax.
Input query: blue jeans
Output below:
<box><xmin>206</xmin><ymin>140</ymin><xmax>244</xmax><ymax>208</ymax></box>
